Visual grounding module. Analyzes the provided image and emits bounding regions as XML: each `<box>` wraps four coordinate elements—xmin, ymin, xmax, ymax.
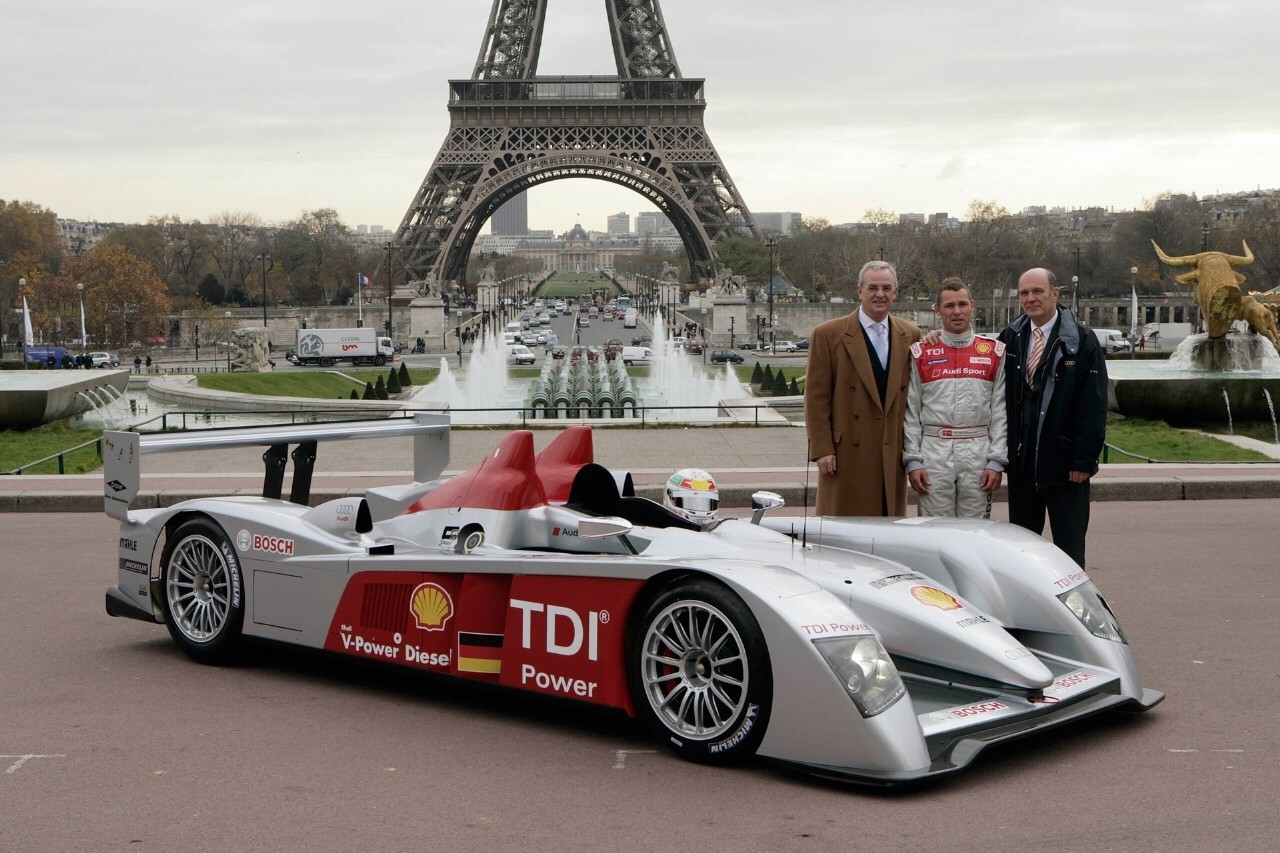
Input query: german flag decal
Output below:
<box><xmin>458</xmin><ymin>632</ymin><xmax>503</xmax><ymax>674</ymax></box>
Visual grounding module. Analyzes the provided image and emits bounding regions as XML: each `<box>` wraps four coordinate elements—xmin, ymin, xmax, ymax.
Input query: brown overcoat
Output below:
<box><xmin>804</xmin><ymin>309</ymin><xmax>922</xmax><ymax>516</ymax></box>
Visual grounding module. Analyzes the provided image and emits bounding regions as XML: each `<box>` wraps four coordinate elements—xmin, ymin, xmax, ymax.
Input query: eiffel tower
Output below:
<box><xmin>394</xmin><ymin>0</ymin><xmax>761</xmax><ymax>285</ymax></box>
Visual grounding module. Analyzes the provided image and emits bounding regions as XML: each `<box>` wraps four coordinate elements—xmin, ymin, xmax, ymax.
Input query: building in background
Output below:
<box><xmin>754</xmin><ymin>212</ymin><xmax>803</xmax><ymax>236</ymax></box>
<box><xmin>607</xmin><ymin>211</ymin><xmax>631</xmax><ymax>237</ymax></box>
<box><xmin>636</xmin><ymin>211</ymin><xmax>674</xmax><ymax>237</ymax></box>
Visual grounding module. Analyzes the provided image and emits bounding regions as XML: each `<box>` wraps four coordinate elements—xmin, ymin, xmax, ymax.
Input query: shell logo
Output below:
<box><xmin>409</xmin><ymin>582</ymin><xmax>455</xmax><ymax>631</ymax></box>
<box><xmin>975</xmin><ymin>341</ymin><xmax>992</xmax><ymax>354</ymax></box>
<box><xmin>911</xmin><ymin>585</ymin><xmax>962</xmax><ymax>611</ymax></box>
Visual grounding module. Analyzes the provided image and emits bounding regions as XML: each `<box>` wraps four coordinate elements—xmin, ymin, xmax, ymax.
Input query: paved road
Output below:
<box><xmin>3</xmin><ymin>501</ymin><xmax>1277</xmax><ymax>852</ymax></box>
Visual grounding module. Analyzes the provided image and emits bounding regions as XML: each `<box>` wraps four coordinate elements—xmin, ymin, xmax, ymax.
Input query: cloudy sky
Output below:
<box><xmin>5</xmin><ymin>0</ymin><xmax>1278</xmax><ymax>234</ymax></box>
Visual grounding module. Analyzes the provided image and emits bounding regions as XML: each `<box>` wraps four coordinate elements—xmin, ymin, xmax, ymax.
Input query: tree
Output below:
<box><xmin>197</xmin><ymin>273</ymin><xmax>225</xmax><ymax>305</ymax></box>
<box><xmin>50</xmin><ymin>244</ymin><xmax>172</xmax><ymax>347</ymax></box>
<box><xmin>104</xmin><ymin>215</ymin><xmax>209</xmax><ymax>301</ymax></box>
<box><xmin>0</xmin><ymin>200</ymin><xmax>63</xmax><ymax>322</ymax></box>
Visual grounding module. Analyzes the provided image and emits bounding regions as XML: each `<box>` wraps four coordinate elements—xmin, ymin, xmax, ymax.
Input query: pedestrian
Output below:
<box><xmin>904</xmin><ymin>278</ymin><xmax>1007</xmax><ymax>518</ymax></box>
<box><xmin>999</xmin><ymin>268</ymin><xmax>1108</xmax><ymax>567</ymax></box>
<box><xmin>145</xmin><ymin>354</ymin><xmax>152</xmax><ymax>371</ymax></box>
<box><xmin>805</xmin><ymin>260</ymin><xmax>922</xmax><ymax>516</ymax></box>
<box><xmin>133</xmin><ymin>355</ymin><xmax>142</xmax><ymax>374</ymax></box>
<box><xmin>1139</xmin><ymin>334</ymin><xmax>1146</xmax><ymax>350</ymax></box>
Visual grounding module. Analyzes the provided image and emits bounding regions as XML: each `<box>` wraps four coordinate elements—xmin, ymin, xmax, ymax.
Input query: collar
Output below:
<box><xmin>859</xmin><ymin>311</ymin><xmax>889</xmax><ymax>332</ymax></box>
<box><xmin>1030</xmin><ymin>313</ymin><xmax>1059</xmax><ymax>339</ymax></box>
<box><xmin>939</xmin><ymin>328</ymin><xmax>975</xmax><ymax>347</ymax></box>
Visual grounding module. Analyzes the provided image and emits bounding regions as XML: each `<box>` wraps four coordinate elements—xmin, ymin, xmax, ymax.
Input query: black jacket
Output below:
<box><xmin>998</xmin><ymin>307</ymin><xmax>1108</xmax><ymax>490</ymax></box>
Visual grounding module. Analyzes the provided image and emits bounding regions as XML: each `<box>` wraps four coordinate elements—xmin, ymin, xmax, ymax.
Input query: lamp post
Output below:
<box><xmin>254</xmin><ymin>254</ymin><xmax>272</xmax><ymax>328</ymax></box>
<box><xmin>1130</xmin><ymin>265</ymin><xmax>1139</xmax><ymax>359</ymax></box>
<box><xmin>385</xmin><ymin>242</ymin><xmax>395</xmax><ymax>340</ymax></box>
<box><xmin>76</xmin><ymin>282</ymin><xmax>86</xmax><ymax>353</ymax></box>
<box><xmin>1071</xmin><ymin>274</ymin><xmax>1079</xmax><ymax>317</ymax></box>
<box><xmin>1201</xmin><ymin>222</ymin><xmax>1210</xmax><ymax>252</ymax></box>
<box><xmin>765</xmin><ymin>236</ymin><xmax>778</xmax><ymax>352</ymax></box>
<box><xmin>225</xmin><ymin>311</ymin><xmax>233</xmax><ymax>372</ymax></box>
<box><xmin>20</xmin><ymin>277</ymin><xmax>28</xmax><ymax>369</ymax></box>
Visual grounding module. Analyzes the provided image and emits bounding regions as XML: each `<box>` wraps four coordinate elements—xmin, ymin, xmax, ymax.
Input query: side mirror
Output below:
<box><xmin>578</xmin><ymin>516</ymin><xmax>638</xmax><ymax>554</ymax></box>
<box><xmin>750</xmin><ymin>491</ymin><xmax>785</xmax><ymax>525</ymax></box>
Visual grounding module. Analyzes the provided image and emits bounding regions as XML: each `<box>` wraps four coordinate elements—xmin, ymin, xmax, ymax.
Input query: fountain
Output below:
<box><xmin>0</xmin><ymin>370</ymin><xmax>130</xmax><ymax>428</ymax></box>
<box><xmin>412</xmin><ymin>308</ymin><xmax>752</xmax><ymax>423</ymax></box>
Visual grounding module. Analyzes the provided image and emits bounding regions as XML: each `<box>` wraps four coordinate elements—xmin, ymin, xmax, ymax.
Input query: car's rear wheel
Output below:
<box><xmin>629</xmin><ymin>579</ymin><xmax>772</xmax><ymax>764</ymax></box>
<box><xmin>159</xmin><ymin>518</ymin><xmax>246</xmax><ymax>665</ymax></box>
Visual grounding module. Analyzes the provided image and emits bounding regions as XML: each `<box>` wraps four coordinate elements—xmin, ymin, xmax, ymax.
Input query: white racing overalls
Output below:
<box><xmin>904</xmin><ymin>331</ymin><xmax>1008</xmax><ymax>518</ymax></box>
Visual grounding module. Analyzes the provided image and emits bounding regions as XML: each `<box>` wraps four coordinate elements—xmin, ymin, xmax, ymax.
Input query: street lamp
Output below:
<box><xmin>19</xmin><ymin>277</ymin><xmax>28</xmax><ymax>369</ymax></box>
<box><xmin>1201</xmin><ymin>222</ymin><xmax>1210</xmax><ymax>252</ymax></box>
<box><xmin>253</xmin><ymin>253</ymin><xmax>272</xmax><ymax>328</ymax></box>
<box><xmin>76</xmin><ymin>282</ymin><xmax>86</xmax><ymax>353</ymax></box>
<box><xmin>385</xmin><ymin>242</ymin><xmax>395</xmax><ymax>340</ymax></box>
<box><xmin>225</xmin><ymin>311</ymin><xmax>233</xmax><ymax>372</ymax></box>
<box><xmin>1130</xmin><ymin>266</ymin><xmax>1139</xmax><ymax>359</ymax></box>
<box><xmin>765</xmin><ymin>236</ymin><xmax>779</xmax><ymax>351</ymax></box>
<box><xmin>1071</xmin><ymin>274</ymin><xmax>1079</xmax><ymax>316</ymax></box>
<box><xmin>0</xmin><ymin>258</ymin><xmax>6</xmax><ymax>359</ymax></box>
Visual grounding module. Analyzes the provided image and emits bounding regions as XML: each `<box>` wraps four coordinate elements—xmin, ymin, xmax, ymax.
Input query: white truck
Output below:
<box><xmin>623</xmin><ymin>308</ymin><xmax>638</xmax><ymax>328</ymax></box>
<box><xmin>293</xmin><ymin>328</ymin><xmax>395</xmax><ymax>367</ymax></box>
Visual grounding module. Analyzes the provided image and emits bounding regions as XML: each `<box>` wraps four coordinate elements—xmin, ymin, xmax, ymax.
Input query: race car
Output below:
<box><xmin>102</xmin><ymin>417</ymin><xmax>1161</xmax><ymax>784</ymax></box>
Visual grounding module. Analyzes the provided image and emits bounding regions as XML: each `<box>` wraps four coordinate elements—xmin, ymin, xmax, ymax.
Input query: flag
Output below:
<box><xmin>358</xmin><ymin>273</ymin><xmax>371</xmax><ymax>289</ymax></box>
<box><xmin>22</xmin><ymin>293</ymin><xmax>34</xmax><ymax>348</ymax></box>
<box><xmin>1130</xmin><ymin>285</ymin><xmax>1139</xmax><ymax>341</ymax></box>
<box><xmin>79</xmin><ymin>298</ymin><xmax>87</xmax><ymax>348</ymax></box>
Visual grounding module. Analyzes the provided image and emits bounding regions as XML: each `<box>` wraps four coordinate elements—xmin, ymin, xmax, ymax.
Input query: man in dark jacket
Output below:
<box><xmin>999</xmin><ymin>268</ymin><xmax>1107</xmax><ymax>567</ymax></box>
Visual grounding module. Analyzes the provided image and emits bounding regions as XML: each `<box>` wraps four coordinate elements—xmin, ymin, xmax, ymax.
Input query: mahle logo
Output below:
<box><xmin>297</xmin><ymin>333</ymin><xmax>326</xmax><ymax>358</ymax></box>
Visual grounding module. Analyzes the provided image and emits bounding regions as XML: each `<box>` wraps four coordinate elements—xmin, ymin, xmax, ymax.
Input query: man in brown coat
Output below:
<box><xmin>805</xmin><ymin>261</ymin><xmax>922</xmax><ymax>515</ymax></box>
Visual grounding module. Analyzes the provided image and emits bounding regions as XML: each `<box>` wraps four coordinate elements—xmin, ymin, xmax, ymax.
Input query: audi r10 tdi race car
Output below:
<box><xmin>103</xmin><ymin>416</ymin><xmax>1162</xmax><ymax>784</ymax></box>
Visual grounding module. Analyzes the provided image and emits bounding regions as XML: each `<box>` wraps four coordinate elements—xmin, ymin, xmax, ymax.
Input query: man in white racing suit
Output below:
<box><xmin>904</xmin><ymin>278</ymin><xmax>1007</xmax><ymax>518</ymax></box>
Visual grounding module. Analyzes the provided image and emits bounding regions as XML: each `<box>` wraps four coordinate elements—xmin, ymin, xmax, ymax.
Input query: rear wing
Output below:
<box><xmin>103</xmin><ymin>413</ymin><xmax>451</xmax><ymax>522</ymax></box>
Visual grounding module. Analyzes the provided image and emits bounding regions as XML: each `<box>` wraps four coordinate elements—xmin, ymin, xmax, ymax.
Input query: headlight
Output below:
<box><xmin>1057</xmin><ymin>581</ymin><xmax>1127</xmax><ymax>643</ymax></box>
<box><xmin>813</xmin><ymin>636</ymin><xmax>905</xmax><ymax>718</ymax></box>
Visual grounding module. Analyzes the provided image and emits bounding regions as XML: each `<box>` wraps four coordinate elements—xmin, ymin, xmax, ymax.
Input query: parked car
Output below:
<box><xmin>709</xmin><ymin>350</ymin><xmax>744</xmax><ymax>364</ymax></box>
<box><xmin>795</xmin><ymin>338</ymin><xmax>809</xmax><ymax>351</ymax></box>
<box><xmin>772</xmin><ymin>340</ymin><xmax>798</xmax><ymax>353</ymax></box>
<box><xmin>89</xmin><ymin>351</ymin><xmax>121</xmax><ymax>368</ymax></box>
<box><xmin>738</xmin><ymin>340</ymin><xmax>761</xmax><ymax>350</ymax></box>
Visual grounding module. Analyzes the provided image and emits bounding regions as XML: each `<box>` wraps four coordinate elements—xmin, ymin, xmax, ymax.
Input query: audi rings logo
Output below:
<box><xmin>237</xmin><ymin>529</ymin><xmax>251</xmax><ymax>551</ymax></box>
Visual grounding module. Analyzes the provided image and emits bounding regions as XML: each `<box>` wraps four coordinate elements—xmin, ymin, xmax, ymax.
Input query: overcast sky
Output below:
<box><xmin>5</xmin><ymin>0</ymin><xmax>1278</xmax><ymax>235</ymax></box>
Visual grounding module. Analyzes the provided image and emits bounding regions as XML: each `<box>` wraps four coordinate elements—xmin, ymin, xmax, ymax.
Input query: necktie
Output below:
<box><xmin>873</xmin><ymin>322</ymin><xmax>888</xmax><ymax>367</ymax></box>
<box><xmin>1026</xmin><ymin>327</ymin><xmax>1044</xmax><ymax>385</ymax></box>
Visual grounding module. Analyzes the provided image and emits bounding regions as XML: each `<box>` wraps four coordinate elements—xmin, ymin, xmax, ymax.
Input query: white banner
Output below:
<box><xmin>22</xmin><ymin>293</ymin><xmax>34</xmax><ymax>347</ymax></box>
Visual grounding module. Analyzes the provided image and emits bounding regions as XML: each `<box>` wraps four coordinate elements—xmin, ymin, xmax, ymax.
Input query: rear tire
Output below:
<box><xmin>629</xmin><ymin>579</ymin><xmax>772</xmax><ymax>764</ymax></box>
<box><xmin>159</xmin><ymin>518</ymin><xmax>246</xmax><ymax>665</ymax></box>
<box><xmin>374</xmin><ymin>355</ymin><xmax>386</xmax><ymax>366</ymax></box>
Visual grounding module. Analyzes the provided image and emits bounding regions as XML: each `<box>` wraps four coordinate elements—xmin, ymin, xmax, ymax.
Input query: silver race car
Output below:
<box><xmin>103</xmin><ymin>416</ymin><xmax>1162</xmax><ymax>784</ymax></box>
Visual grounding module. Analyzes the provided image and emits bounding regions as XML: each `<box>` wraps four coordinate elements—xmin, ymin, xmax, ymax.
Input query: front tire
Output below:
<box><xmin>159</xmin><ymin>518</ymin><xmax>246</xmax><ymax>665</ymax></box>
<box><xmin>629</xmin><ymin>579</ymin><xmax>772</xmax><ymax>764</ymax></box>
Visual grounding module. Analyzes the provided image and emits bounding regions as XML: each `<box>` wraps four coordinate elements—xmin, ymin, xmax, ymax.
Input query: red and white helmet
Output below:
<box><xmin>664</xmin><ymin>468</ymin><xmax>719</xmax><ymax>526</ymax></box>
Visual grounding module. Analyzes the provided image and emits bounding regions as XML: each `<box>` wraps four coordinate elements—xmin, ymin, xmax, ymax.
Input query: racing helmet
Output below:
<box><xmin>664</xmin><ymin>468</ymin><xmax>719</xmax><ymax>526</ymax></box>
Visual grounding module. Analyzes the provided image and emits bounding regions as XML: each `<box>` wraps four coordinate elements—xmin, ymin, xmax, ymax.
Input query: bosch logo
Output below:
<box><xmin>951</xmin><ymin>701</ymin><xmax>1007</xmax><ymax>718</ymax></box>
<box><xmin>252</xmin><ymin>534</ymin><xmax>295</xmax><ymax>555</ymax></box>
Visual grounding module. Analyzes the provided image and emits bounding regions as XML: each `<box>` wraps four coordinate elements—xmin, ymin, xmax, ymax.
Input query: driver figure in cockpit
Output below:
<box><xmin>663</xmin><ymin>468</ymin><xmax>720</xmax><ymax>529</ymax></box>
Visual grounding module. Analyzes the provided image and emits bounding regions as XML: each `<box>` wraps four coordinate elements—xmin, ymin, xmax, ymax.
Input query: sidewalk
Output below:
<box><xmin>3</xmin><ymin>425</ymin><xmax>1278</xmax><ymax>512</ymax></box>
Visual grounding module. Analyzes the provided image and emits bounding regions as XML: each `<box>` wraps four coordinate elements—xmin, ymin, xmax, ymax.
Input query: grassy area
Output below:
<box><xmin>198</xmin><ymin>368</ymin><xmax>439</xmax><ymax>399</ymax></box>
<box><xmin>535</xmin><ymin>272</ymin><xmax>621</xmax><ymax>299</ymax></box>
<box><xmin>1104</xmin><ymin>417</ymin><xmax>1272</xmax><ymax>463</ymax></box>
<box><xmin>0</xmin><ymin>422</ymin><xmax>106</xmax><ymax>474</ymax></box>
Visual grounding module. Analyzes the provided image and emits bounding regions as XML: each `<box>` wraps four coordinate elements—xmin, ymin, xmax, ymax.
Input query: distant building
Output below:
<box><xmin>754</xmin><ymin>212</ymin><xmax>802</xmax><ymax>236</ymax></box>
<box><xmin>607</xmin><ymin>211</ymin><xmax>631</xmax><ymax>237</ymax></box>
<box><xmin>491</xmin><ymin>191</ymin><xmax>529</xmax><ymax>235</ymax></box>
<box><xmin>636</xmin><ymin>211</ymin><xmax>674</xmax><ymax>236</ymax></box>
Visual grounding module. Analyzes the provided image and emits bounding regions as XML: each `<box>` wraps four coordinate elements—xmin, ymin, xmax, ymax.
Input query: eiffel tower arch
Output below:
<box><xmin>394</xmin><ymin>0</ymin><xmax>761</xmax><ymax>285</ymax></box>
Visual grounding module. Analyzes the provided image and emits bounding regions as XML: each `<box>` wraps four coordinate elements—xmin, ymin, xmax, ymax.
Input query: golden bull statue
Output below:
<box><xmin>1151</xmin><ymin>240</ymin><xmax>1278</xmax><ymax>349</ymax></box>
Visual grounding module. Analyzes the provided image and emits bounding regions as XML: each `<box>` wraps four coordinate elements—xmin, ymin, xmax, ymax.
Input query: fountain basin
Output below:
<box><xmin>1109</xmin><ymin>373</ymin><xmax>1280</xmax><ymax>425</ymax></box>
<box><xmin>0</xmin><ymin>370</ymin><xmax>130</xmax><ymax>428</ymax></box>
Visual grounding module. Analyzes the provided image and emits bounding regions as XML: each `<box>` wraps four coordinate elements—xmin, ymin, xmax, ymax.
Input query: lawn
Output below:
<box><xmin>1104</xmin><ymin>417</ymin><xmax>1272</xmax><ymax>463</ymax></box>
<box><xmin>0</xmin><ymin>422</ymin><xmax>106</xmax><ymax>474</ymax></box>
<box><xmin>198</xmin><ymin>367</ymin><xmax>439</xmax><ymax>399</ymax></box>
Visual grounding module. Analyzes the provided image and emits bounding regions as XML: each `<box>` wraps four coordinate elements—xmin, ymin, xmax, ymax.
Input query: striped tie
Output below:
<box><xmin>1026</xmin><ymin>327</ymin><xmax>1044</xmax><ymax>385</ymax></box>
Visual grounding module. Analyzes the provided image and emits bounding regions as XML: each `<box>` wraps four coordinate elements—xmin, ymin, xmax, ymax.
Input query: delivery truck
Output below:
<box><xmin>293</xmin><ymin>328</ymin><xmax>395</xmax><ymax>367</ymax></box>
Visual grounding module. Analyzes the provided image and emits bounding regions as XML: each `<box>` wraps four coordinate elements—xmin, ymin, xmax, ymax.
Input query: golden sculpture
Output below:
<box><xmin>1152</xmin><ymin>240</ymin><xmax>1278</xmax><ymax>349</ymax></box>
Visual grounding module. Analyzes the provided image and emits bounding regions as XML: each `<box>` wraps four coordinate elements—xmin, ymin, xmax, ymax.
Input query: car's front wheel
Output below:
<box><xmin>629</xmin><ymin>579</ymin><xmax>772</xmax><ymax>764</ymax></box>
<box><xmin>159</xmin><ymin>518</ymin><xmax>246</xmax><ymax>665</ymax></box>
